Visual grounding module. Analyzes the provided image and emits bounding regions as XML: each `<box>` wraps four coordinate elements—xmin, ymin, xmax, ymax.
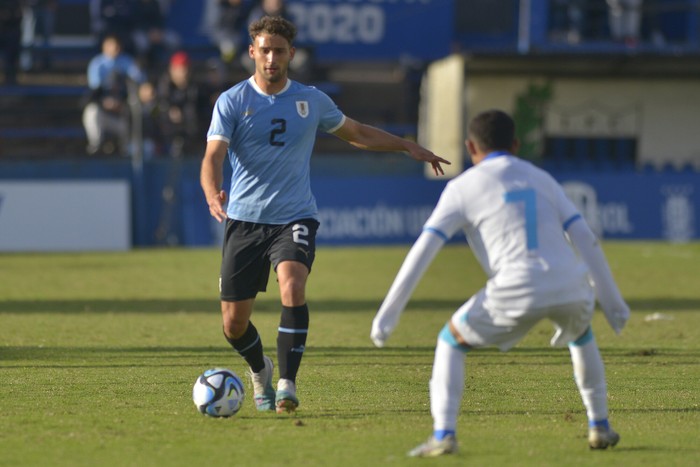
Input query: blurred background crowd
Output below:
<box><xmin>1</xmin><ymin>0</ymin><xmax>698</xmax><ymax>247</ymax></box>
<box><xmin>0</xmin><ymin>0</ymin><xmax>311</xmax><ymax>159</ymax></box>
<box><xmin>0</xmin><ymin>0</ymin><xmax>697</xmax><ymax>161</ymax></box>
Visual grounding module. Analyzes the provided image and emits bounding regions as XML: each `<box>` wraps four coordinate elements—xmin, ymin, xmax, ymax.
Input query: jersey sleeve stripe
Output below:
<box><xmin>563</xmin><ymin>214</ymin><xmax>583</xmax><ymax>231</ymax></box>
<box><xmin>207</xmin><ymin>134</ymin><xmax>230</xmax><ymax>143</ymax></box>
<box><xmin>423</xmin><ymin>226</ymin><xmax>450</xmax><ymax>242</ymax></box>
<box><xmin>326</xmin><ymin>114</ymin><xmax>346</xmax><ymax>133</ymax></box>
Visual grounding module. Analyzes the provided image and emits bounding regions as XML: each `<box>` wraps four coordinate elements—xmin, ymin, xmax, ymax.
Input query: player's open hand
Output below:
<box><xmin>370</xmin><ymin>326</ymin><xmax>388</xmax><ymax>348</ymax></box>
<box><xmin>407</xmin><ymin>144</ymin><xmax>451</xmax><ymax>176</ymax></box>
<box><xmin>605</xmin><ymin>303</ymin><xmax>630</xmax><ymax>335</ymax></box>
<box><xmin>207</xmin><ymin>190</ymin><xmax>228</xmax><ymax>223</ymax></box>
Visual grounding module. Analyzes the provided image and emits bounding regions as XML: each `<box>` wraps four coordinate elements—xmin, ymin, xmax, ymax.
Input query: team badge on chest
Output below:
<box><xmin>296</xmin><ymin>101</ymin><xmax>310</xmax><ymax>118</ymax></box>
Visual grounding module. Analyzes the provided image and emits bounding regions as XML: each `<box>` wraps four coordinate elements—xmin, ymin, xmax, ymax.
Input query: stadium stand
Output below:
<box><xmin>2</xmin><ymin>0</ymin><xmax>698</xmax><ymax>248</ymax></box>
<box><xmin>0</xmin><ymin>83</ymin><xmax>87</xmax><ymax>158</ymax></box>
<box><xmin>0</xmin><ymin>0</ymin><xmax>419</xmax><ymax>159</ymax></box>
<box><xmin>1</xmin><ymin>0</ymin><xmax>699</xmax><ymax>170</ymax></box>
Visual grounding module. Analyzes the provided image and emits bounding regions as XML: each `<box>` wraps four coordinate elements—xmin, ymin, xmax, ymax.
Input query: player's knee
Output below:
<box><xmin>570</xmin><ymin>326</ymin><xmax>594</xmax><ymax>347</ymax></box>
<box><xmin>439</xmin><ymin>322</ymin><xmax>471</xmax><ymax>352</ymax></box>
<box><xmin>220</xmin><ymin>300</ymin><xmax>253</xmax><ymax>339</ymax></box>
<box><xmin>222</xmin><ymin>319</ymin><xmax>249</xmax><ymax>340</ymax></box>
<box><xmin>277</xmin><ymin>261</ymin><xmax>308</xmax><ymax>305</ymax></box>
<box><xmin>279</xmin><ymin>278</ymin><xmax>306</xmax><ymax>306</ymax></box>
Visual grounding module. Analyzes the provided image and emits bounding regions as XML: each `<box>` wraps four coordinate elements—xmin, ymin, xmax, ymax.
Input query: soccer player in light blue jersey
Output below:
<box><xmin>371</xmin><ymin>110</ymin><xmax>630</xmax><ymax>456</ymax></box>
<box><xmin>200</xmin><ymin>15</ymin><xmax>449</xmax><ymax>415</ymax></box>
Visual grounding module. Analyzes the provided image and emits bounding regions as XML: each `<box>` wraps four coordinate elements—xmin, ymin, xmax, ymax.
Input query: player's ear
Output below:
<box><xmin>289</xmin><ymin>46</ymin><xmax>296</xmax><ymax>61</ymax></box>
<box><xmin>511</xmin><ymin>138</ymin><xmax>521</xmax><ymax>155</ymax></box>
<box><xmin>249</xmin><ymin>43</ymin><xmax>255</xmax><ymax>59</ymax></box>
<box><xmin>465</xmin><ymin>139</ymin><xmax>477</xmax><ymax>156</ymax></box>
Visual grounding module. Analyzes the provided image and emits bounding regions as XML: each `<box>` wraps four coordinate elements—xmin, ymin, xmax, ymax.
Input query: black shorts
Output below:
<box><xmin>219</xmin><ymin>218</ymin><xmax>320</xmax><ymax>302</ymax></box>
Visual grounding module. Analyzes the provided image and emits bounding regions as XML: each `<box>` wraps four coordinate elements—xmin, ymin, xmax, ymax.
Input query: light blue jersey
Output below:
<box><xmin>207</xmin><ymin>77</ymin><xmax>345</xmax><ymax>224</ymax></box>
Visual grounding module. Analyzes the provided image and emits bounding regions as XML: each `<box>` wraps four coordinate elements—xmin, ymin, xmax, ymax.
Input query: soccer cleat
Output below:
<box><xmin>248</xmin><ymin>356</ymin><xmax>275</xmax><ymax>411</ymax></box>
<box><xmin>407</xmin><ymin>435</ymin><xmax>458</xmax><ymax>458</ymax></box>
<box><xmin>588</xmin><ymin>426</ymin><xmax>620</xmax><ymax>449</ymax></box>
<box><xmin>275</xmin><ymin>378</ymin><xmax>299</xmax><ymax>414</ymax></box>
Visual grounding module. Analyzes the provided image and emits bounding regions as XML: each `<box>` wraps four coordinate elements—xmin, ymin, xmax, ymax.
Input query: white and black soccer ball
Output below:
<box><xmin>192</xmin><ymin>368</ymin><xmax>245</xmax><ymax>417</ymax></box>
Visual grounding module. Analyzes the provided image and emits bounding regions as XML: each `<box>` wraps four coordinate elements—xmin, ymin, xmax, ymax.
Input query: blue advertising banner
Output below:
<box><xmin>310</xmin><ymin>173</ymin><xmax>698</xmax><ymax>244</ymax></box>
<box><xmin>1</xmin><ymin>160</ymin><xmax>697</xmax><ymax>247</ymax></box>
<box><xmin>312</xmin><ymin>176</ymin><xmax>447</xmax><ymax>244</ymax></box>
<box><xmin>558</xmin><ymin>172</ymin><xmax>698</xmax><ymax>241</ymax></box>
<box><xmin>286</xmin><ymin>0</ymin><xmax>453</xmax><ymax>60</ymax></box>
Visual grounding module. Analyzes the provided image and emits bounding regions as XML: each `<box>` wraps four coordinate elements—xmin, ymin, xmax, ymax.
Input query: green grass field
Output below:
<box><xmin>1</xmin><ymin>243</ymin><xmax>698</xmax><ymax>466</ymax></box>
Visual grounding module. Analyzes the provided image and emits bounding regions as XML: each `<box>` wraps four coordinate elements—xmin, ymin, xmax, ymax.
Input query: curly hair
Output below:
<box><xmin>249</xmin><ymin>15</ymin><xmax>297</xmax><ymax>45</ymax></box>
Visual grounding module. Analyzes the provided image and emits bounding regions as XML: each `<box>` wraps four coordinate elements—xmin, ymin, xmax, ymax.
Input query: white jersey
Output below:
<box><xmin>424</xmin><ymin>152</ymin><xmax>591</xmax><ymax>311</ymax></box>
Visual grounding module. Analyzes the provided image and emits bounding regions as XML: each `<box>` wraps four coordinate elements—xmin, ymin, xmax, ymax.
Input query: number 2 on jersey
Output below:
<box><xmin>504</xmin><ymin>188</ymin><xmax>538</xmax><ymax>250</ymax></box>
<box><xmin>270</xmin><ymin>118</ymin><xmax>286</xmax><ymax>146</ymax></box>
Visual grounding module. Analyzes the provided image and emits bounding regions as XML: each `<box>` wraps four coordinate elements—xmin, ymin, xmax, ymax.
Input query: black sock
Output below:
<box><xmin>277</xmin><ymin>304</ymin><xmax>309</xmax><ymax>382</ymax></box>
<box><xmin>224</xmin><ymin>321</ymin><xmax>265</xmax><ymax>373</ymax></box>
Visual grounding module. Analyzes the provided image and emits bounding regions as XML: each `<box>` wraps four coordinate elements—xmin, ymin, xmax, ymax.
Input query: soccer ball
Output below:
<box><xmin>192</xmin><ymin>368</ymin><xmax>245</xmax><ymax>417</ymax></box>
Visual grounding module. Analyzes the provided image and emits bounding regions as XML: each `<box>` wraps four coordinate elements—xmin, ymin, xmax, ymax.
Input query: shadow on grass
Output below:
<box><xmin>3</xmin><ymin>344</ymin><xmax>698</xmax><ymax>367</ymax></box>
<box><xmin>1</xmin><ymin>297</ymin><xmax>699</xmax><ymax>314</ymax></box>
<box><xmin>0</xmin><ymin>345</ymin><xmax>434</xmax><ymax>362</ymax></box>
<box><xmin>458</xmin><ymin>407</ymin><xmax>700</xmax><ymax>416</ymax></box>
<box><xmin>0</xmin><ymin>298</ymin><xmax>463</xmax><ymax>314</ymax></box>
<box><xmin>240</xmin><ymin>405</ymin><xmax>700</xmax><ymax>423</ymax></box>
<box><xmin>234</xmin><ymin>407</ymin><xmax>430</xmax><ymax>421</ymax></box>
<box><xmin>607</xmin><ymin>446</ymin><xmax>700</xmax><ymax>453</ymax></box>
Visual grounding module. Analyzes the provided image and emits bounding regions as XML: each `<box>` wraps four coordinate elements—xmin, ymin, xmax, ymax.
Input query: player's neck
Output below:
<box><xmin>253</xmin><ymin>74</ymin><xmax>289</xmax><ymax>95</ymax></box>
<box><xmin>471</xmin><ymin>154</ymin><xmax>487</xmax><ymax>165</ymax></box>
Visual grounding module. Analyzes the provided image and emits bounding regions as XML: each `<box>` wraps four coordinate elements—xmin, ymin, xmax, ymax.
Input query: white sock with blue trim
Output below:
<box><xmin>430</xmin><ymin>336</ymin><xmax>465</xmax><ymax>436</ymax></box>
<box><xmin>569</xmin><ymin>331</ymin><xmax>609</xmax><ymax>424</ymax></box>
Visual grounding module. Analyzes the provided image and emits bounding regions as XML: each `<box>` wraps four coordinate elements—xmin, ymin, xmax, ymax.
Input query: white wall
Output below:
<box><xmin>420</xmin><ymin>54</ymin><xmax>466</xmax><ymax>178</ymax></box>
<box><xmin>463</xmin><ymin>75</ymin><xmax>700</xmax><ymax>169</ymax></box>
<box><xmin>0</xmin><ymin>180</ymin><xmax>131</xmax><ymax>251</ymax></box>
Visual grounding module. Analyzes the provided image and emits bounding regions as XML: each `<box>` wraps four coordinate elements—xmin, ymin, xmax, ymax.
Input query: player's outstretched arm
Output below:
<box><xmin>200</xmin><ymin>139</ymin><xmax>229</xmax><ymax>223</ymax></box>
<box><xmin>332</xmin><ymin>117</ymin><xmax>450</xmax><ymax>176</ymax></box>
<box><xmin>566</xmin><ymin>219</ymin><xmax>630</xmax><ymax>334</ymax></box>
<box><xmin>371</xmin><ymin>230</ymin><xmax>445</xmax><ymax>347</ymax></box>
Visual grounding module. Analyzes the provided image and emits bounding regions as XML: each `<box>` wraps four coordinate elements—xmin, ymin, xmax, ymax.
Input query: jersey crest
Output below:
<box><xmin>296</xmin><ymin>101</ymin><xmax>309</xmax><ymax>118</ymax></box>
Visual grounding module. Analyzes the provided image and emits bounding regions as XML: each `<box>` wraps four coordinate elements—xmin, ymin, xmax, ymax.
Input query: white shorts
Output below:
<box><xmin>451</xmin><ymin>288</ymin><xmax>595</xmax><ymax>351</ymax></box>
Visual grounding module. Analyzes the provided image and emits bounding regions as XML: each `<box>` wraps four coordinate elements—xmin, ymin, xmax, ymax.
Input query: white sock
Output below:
<box><xmin>569</xmin><ymin>334</ymin><xmax>609</xmax><ymax>423</ymax></box>
<box><xmin>430</xmin><ymin>337</ymin><xmax>466</xmax><ymax>433</ymax></box>
<box><xmin>277</xmin><ymin>378</ymin><xmax>296</xmax><ymax>394</ymax></box>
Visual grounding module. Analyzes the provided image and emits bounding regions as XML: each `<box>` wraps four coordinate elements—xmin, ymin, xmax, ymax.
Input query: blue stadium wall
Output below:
<box><xmin>0</xmin><ymin>159</ymin><xmax>697</xmax><ymax>248</ymax></box>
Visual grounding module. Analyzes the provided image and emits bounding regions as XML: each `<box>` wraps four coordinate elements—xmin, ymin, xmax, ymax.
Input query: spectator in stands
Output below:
<box><xmin>83</xmin><ymin>34</ymin><xmax>146</xmax><ymax>156</ymax></box>
<box><xmin>20</xmin><ymin>0</ymin><xmax>57</xmax><ymax>71</ymax></box>
<box><xmin>246</xmin><ymin>0</ymin><xmax>287</xmax><ymax>21</ymax></box>
<box><xmin>199</xmin><ymin>58</ymin><xmax>227</xmax><ymax>108</ymax></box>
<box><xmin>132</xmin><ymin>0</ymin><xmax>180</xmax><ymax>74</ymax></box>
<box><xmin>90</xmin><ymin>0</ymin><xmax>139</xmax><ymax>52</ymax></box>
<box><xmin>606</xmin><ymin>0</ymin><xmax>643</xmax><ymax>46</ymax></box>
<box><xmin>157</xmin><ymin>51</ymin><xmax>200</xmax><ymax>157</ymax></box>
<box><xmin>201</xmin><ymin>0</ymin><xmax>252</xmax><ymax>65</ymax></box>
<box><xmin>550</xmin><ymin>0</ymin><xmax>585</xmax><ymax>44</ymax></box>
<box><xmin>197</xmin><ymin>58</ymin><xmax>230</xmax><ymax>136</ymax></box>
<box><xmin>0</xmin><ymin>0</ymin><xmax>23</xmax><ymax>85</ymax></box>
<box><xmin>137</xmin><ymin>80</ymin><xmax>163</xmax><ymax>160</ymax></box>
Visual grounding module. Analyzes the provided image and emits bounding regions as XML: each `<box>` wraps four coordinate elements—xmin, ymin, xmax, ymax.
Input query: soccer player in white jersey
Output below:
<box><xmin>371</xmin><ymin>110</ymin><xmax>630</xmax><ymax>456</ymax></box>
<box><xmin>200</xmin><ymin>15</ymin><xmax>449</xmax><ymax>415</ymax></box>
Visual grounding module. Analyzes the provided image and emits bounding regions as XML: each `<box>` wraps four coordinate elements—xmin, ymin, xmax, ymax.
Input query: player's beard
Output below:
<box><xmin>264</xmin><ymin>65</ymin><xmax>286</xmax><ymax>83</ymax></box>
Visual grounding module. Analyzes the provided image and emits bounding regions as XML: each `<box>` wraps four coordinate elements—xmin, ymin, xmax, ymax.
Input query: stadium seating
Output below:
<box><xmin>2</xmin><ymin>0</ymin><xmax>699</xmax><ymax>173</ymax></box>
<box><xmin>0</xmin><ymin>84</ymin><xmax>87</xmax><ymax>158</ymax></box>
